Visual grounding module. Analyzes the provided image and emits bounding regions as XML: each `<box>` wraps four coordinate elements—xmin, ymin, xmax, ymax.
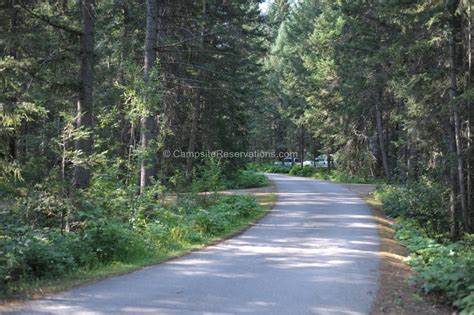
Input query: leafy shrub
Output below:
<box><xmin>15</xmin><ymin>186</ymin><xmax>70</xmax><ymax>228</ymax></box>
<box><xmin>82</xmin><ymin>221</ymin><xmax>154</xmax><ymax>263</ymax></box>
<box><xmin>226</xmin><ymin>170</ymin><xmax>269</xmax><ymax>189</ymax></box>
<box><xmin>22</xmin><ymin>236</ymin><xmax>77</xmax><ymax>278</ymax></box>
<box><xmin>60</xmin><ymin>233</ymin><xmax>98</xmax><ymax>268</ymax></box>
<box><xmin>143</xmin><ymin>222</ymin><xmax>172</xmax><ymax>248</ymax></box>
<box><xmin>375</xmin><ymin>179</ymin><xmax>449</xmax><ymax>237</ymax></box>
<box><xmin>189</xmin><ymin>195</ymin><xmax>262</xmax><ymax>236</ymax></box>
<box><xmin>289</xmin><ymin>165</ymin><xmax>316</xmax><ymax>177</ymax></box>
<box><xmin>252</xmin><ymin>163</ymin><xmax>292</xmax><ymax>174</ymax></box>
<box><xmin>191</xmin><ymin>209</ymin><xmax>227</xmax><ymax>235</ymax></box>
<box><xmin>192</xmin><ymin>157</ymin><xmax>225</xmax><ymax>193</ymax></box>
<box><xmin>226</xmin><ymin>194</ymin><xmax>261</xmax><ymax>218</ymax></box>
<box><xmin>394</xmin><ymin>220</ymin><xmax>474</xmax><ymax>314</ymax></box>
<box><xmin>0</xmin><ymin>179</ymin><xmax>263</xmax><ymax>298</ymax></box>
<box><xmin>87</xmin><ymin>176</ymin><xmax>167</xmax><ymax>223</ymax></box>
<box><xmin>311</xmin><ymin>169</ymin><xmax>332</xmax><ymax>180</ymax></box>
<box><xmin>376</xmin><ymin>179</ymin><xmax>473</xmax><ymax>314</ymax></box>
<box><xmin>329</xmin><ymin>170</ymin><xmax>383</xmax><ymax>184</ymax></box>
<box><xmin>0</xmin><ymin>231</ymin><xmax>78</xmax><ymax>292</ymax></box>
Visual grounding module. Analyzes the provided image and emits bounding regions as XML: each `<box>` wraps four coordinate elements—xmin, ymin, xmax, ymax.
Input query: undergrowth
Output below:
<box><xmin>374</xmin><ymin>180</ymin><xmax>474</xmax><ymax>314</ymax></box>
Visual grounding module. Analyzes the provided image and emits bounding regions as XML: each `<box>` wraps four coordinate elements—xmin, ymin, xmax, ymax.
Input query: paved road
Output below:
<box><xmin>4</xmin><ymin>174</ymin><xmax>380</xmax><ymax>315</ymax></box>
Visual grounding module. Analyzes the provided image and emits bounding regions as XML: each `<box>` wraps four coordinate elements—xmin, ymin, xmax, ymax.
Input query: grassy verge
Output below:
<box><xmin>0</xmin><ymin>191</ymin><xmax>277</xmax><ymax>306</ymax></box>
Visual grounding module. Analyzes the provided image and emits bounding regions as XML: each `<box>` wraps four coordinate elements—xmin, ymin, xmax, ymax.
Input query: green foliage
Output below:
<box><xmin>0</xmin><ymin>230</ymin><xmax>79</xmax><ymax>292</ymax></box>
<box><xmin>190</xmin><ymin>195</ymin><xmax>261</xmax><ymax>235</ymax></box>
<box><xmin>326</xmin><ymin>170</ymin><xmax>385</xmax><ymax>184</ymax></box>
<box><xmin>192</xmin><ymin>158</ymin><xmax>225</xmax><ymax>193</ymax></box>
<box><xmin>81</xmin><ymin>221</ymin><xmax>154</xmax><ymax>263</ymax></box>
<box><xmin>376</xmin><ymin>180</ymin><xmax>473</xmax><ymax>313</ymax></box>
<box><xmin>393</xmin><ymin>220</ymin><xmax>474</xmax><ymax>314</ymax></box>
<box><xmin>0</xmin><ymin>189</ymin><xmax>263</xmax><ymax>296</ymax></box>
<box><xmin>289</xmin><ymin>165</ymin><xmax>316</xmax><ymax>177</ymax></box>
<box><xmin>225</xmin><ymin>170</ymin><xmax>269</xmax><ymax>189</ymax></box>
<box><xmin>0</xmin><ymin>162</ymin><xmax>265</xmax><ymax>296</ymax></box>
<box><xmin>14</xmin><ymin>185</ymin><xmax>70</xmax><ymax>228</ymax></box>
<box><xmin>375</xmin><ymin>179</ymin><xmax>450</xmax><ymax>237</ymax></box>
<box><xmin>251</xmin><ymin>163</ymin><xmax>292</xmax><ymax>173</ymax></box>
<box><xmin>0</xmin><ymin>161</ymin><xmax>23</xmax><ymax>184</ymax></box>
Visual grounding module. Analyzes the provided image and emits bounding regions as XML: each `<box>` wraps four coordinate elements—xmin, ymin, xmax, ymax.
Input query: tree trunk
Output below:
<box><xmin>300</xmin><ymin>125</ymin><xmax>304</xmax><ymax>167</ymax></box>
<box><xmin>74</xmin><ymin>0</ymin><xmax>95</xmax><ymax>189</ymax></box>
<box><xmin>186</xmin><ymin>0</ymin><xmax>207</xmax><ymax>180</ymax></box>
<box><xmin>375</xmin><ymin>94</ymin><xmax>390</xmax><ymax>180</ymax></box>
<box><xmin>407</xmin><ymin>130</ymin><xmax>418</xmax><ymax>180</ymax></box>
<box><xmin>7</xmin><ymin>0</ymin><xmax>19</xmax><ymax>162</ymax></box>
<box><xmin>448</xmin><ymin>19</ymin><xmax>468</xmax><ymax>232</ymax></box>
<box><xmin>448</xmin><ymin>116</ymin><xmax>461</xmax><ymax>239</ymax></box>
<box><xmin>140</xmin><ymin>0</ymin><xmax>159</xmax><ymax>193</ymax></box>
<box><xmin>116</xmin><ymin>3</ymin><xmax>133</xmax><ymax>180</ymax></box>
<box><xmin>186</xmin><ymin>88</ymin><xmax>201</xmax><ymax>179</ymax></box>
<box><xmin>466</xmin><ymin>0</ymin><xmax>473</xmax><ymax>229</ymax></box>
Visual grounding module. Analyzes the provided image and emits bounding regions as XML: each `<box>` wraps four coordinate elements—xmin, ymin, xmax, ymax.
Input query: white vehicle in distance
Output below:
<box><xmin>303</xmin><ymin>155</ymin><xmax>331</xmax><ymax>168</ymax></box>
<box><xmin>274</xmin><ymin>157</ymin><xmax>300</xmax><ymax>166</ymax></box>
<box><xmin>302</xmin><ymin>160</ymin><xmax>315</xmax><ymax>166</ymax></box>
<box><xmin>315</xmin><ymin>155</ymin><xmax>329</xmax><ymax>167</ymax></box>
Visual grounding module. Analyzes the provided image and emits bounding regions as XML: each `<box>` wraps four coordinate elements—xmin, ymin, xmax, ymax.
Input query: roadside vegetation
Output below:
<box><xmin>374</xmin><ymin>182</ymin><xmax>474</xmax><ymax>314</ymax></box>
<box><xmin>224</xmin><ymin>169</ymin><xmax>270</xmax><ymax>190</ymax></box>
<box><xmin>0</xmin><ymin>161</ymin><xmax>272</xmax><ymax>302</ymax></box>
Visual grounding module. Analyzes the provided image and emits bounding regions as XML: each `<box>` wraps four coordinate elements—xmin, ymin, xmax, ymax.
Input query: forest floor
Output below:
<box><xmin>340</xmin><ymin>183</ymin><xmax>455</xmax><ymax>315</ymax></box>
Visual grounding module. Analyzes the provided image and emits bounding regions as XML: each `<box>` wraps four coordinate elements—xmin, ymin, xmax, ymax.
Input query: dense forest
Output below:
<box><xmin>256</xmin><ymin>0</ymin><xmax>474</xmax><ymax>237</ymax></box>
<box><xmin>1</xmin><ymin>0</ymin><xmax>473</xmax><ymax>313</ymax></box>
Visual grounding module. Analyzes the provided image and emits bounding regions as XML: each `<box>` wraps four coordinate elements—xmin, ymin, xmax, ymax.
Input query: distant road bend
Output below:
<box><xmin>5</xmin><ymin>174</ymin><xmax>380</xmax><ymax>315</ymax></box>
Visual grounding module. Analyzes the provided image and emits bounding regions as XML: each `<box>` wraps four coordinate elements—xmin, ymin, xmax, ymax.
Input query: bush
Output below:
<box><xmin>252</xmin><ymin>163</ymin><xmax>292</xmax><ymax>174</ymax></box>
<box><xmin>143</xmin><ymin>222</ymin><xmax>173</xmax><ymax>248</ymax></box>
<box><xmin>191</xmin><ymin>209</ymin><xmax>228</xmax><ymax>235</ymax></box>
<box><xmin>22</xmin><ymin>236</ymin><xmax>77</xmax><ymax>278</ymax></box>
<box><xmin>394</xmin><ymin>221</ymin><xmax>474</xmax><ymax>314</ymax></box>
<box><xmin>289</xmin><ymin>165</ymin><xmax>316</xmax><ymax>177</ymax></box>
<box><xmin>0</xmin><ymin>231</ymin><xmax>78</xmax><ymax>292</ymax></box>
<box><xmin>192</xmin><ymin>157</ymin><xmax>225</xmax><ymax>193</ymax></box>
<box><xmin>189</xmin><ymin>195</ymin><xmax>262</xmax><ymax>236</ymax></box>
<box><xmin>0</xmin><ymin>174</ymin><xmax>264</xmax><ymax>298</ymax></box>
<box><xmin>328</xmin><ymin>169</ymin><xmax>383</xmax><ymax>184</ymax></box>
<box><xmin>225</xmin><ymin>170</ymin><xmax>269</xmax><ymax>189</ymax></box>
<box><xmin>376</xmin><ymin>179</ymin><xmax>473</xmax><ymax>314</ymax></box>
<box><xmin>82</xmin><ymin>221</ymin><xmax>154</xmax><ymax>263</ymax></box>
<box><xmin>375</xmin><ymin>179</ymin><xmax>449</xmax><ymax>237</ymax></box>
<box><xmin>222</xmin><ymin>194</ymin><xmax>261</xmax><ymax>218</ymax></box>
<box><xmin>15</xmin><ymin>186</ymin><xmax>70</xmax><ymax>228</ymax></box>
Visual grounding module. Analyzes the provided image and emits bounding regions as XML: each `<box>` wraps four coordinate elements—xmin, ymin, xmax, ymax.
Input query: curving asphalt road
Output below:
<box><xmin>4</xmin><ymin>174</ymin><xmax>380</xmax><ymax>315</ymax></box>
